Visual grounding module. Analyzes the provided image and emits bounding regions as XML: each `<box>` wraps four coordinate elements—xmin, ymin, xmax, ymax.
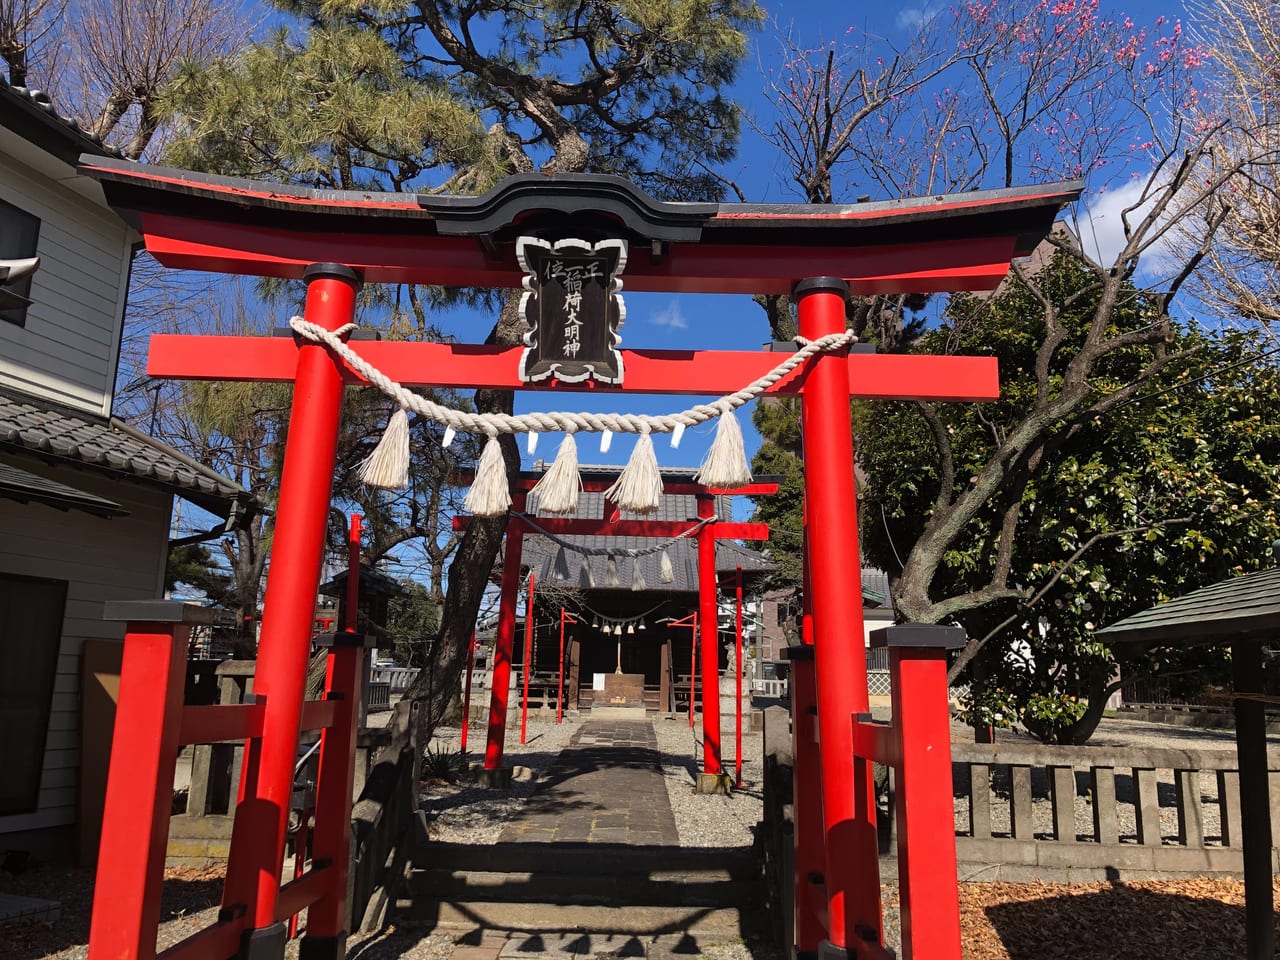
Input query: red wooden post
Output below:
<box><xmin>878</xmin><ymin>624</ymin><xmax>965</xmax><ymax>960</ymax></box>
<box><xmin>221</xmin><ymin>264</ymin><xmax>359</xmax><ymax>946</ymax></box>
<box><xmin>302</xmin><ymin>642</ymin><xmax>365</xmax><ymax>953</ymax></box>
<box><xmin>301</xmin><ymin>515</ymin><xmax>366</xmax><ymax>955</ymax></box>
<box><xmin>461</xmin><ymin>631</ymin><xmax>476</xmax><ymax>751</ymax></box>
<box><xmin>796</xmin><ymin>277</ymin><xmax>881</xmax><ymax>952</ymax></box>
<box><xmin>485</xmin><ymin>500</ymin><xmax>525</xmax><ymax>769</ymax></box>
<box><xmin>696</xmin><ymin>493</ymin><xmax>721</xmax><ymax>776</ymax></box>
<box><xmin>89</xmin><ymin>604</ymin><xmax>207</xmax><ymax>960</ymax></box>
<box><xmin>557</xmin><ymin>607</ymin><xmax>567</xmax><ymax>724</ymax></box>
<box><xmin>892</xmin><ymin>646</ymin><xmax>962</xmax><ymax>959</ymax></box>
<box><xmin>734</xmin><ymin>565</ymin><xmax>744</xmax><ymax>788</ymax></box>
<box><xmin>344</xmin><ymin>516</ymin><xmax>361</xmax><ymax>631</ymax></box>
<box><xmin>786</xmin><ymin>645</ymin><xmax>828</xmax><ymax>954</ymax></box>
<box><xmin>521</xmin><ymin>571</ymin><xmax>535</xmax><ymax>745</ymax></box>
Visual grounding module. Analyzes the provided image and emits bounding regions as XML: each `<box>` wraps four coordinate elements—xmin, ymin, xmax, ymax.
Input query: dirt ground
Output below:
<box><xmin>1</xmin><ymin>864</ymin><xmax>1277</xmax><ymax>960</ymax></box>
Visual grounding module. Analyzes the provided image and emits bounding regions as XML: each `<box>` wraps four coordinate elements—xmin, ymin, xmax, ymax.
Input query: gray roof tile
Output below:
<box><xmin>1097</xmin><ymin>567</ymin><xmax>1280</xmax><ymax>647</ymax></box>
<box><xmin>0</xmin><ymin>389</ymin><xmax>250</xmax><ymax>517</ymax></box>
<box><xmin>518</xmin><ymin>486</ymin><xmax>775</xmax><ymax>595</ymax></box>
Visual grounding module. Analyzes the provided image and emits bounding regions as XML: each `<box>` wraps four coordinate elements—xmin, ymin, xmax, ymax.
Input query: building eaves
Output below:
<box><xmin>0</xmin><ymin>458</ymin><xmax>127</xmax><ymax>518</ymax></box>
<box><xmin>0</xmin><ymin>388</ymin><xmax>252</xmax><ymax>519</ymax></box>
<box><xmin>0</xmin><ymin>81</ymin><xmax>123</xmax><ymax>165</ymax></box>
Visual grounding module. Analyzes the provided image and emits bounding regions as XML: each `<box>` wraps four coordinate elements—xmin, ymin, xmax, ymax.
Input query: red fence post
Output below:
<box><xmin>485</xmin><ymin>501</ymin><xmax>525</xmax><ymax>771</ymax></box>
<box><xmin>696</xmin><ymin>494</ymin><xmax>723</xmax><ymax>781</ymax></box>
<box><xmin>784</xmin><ymin>645</ymin><xmax>829</xmax><ymax>956</ymax></box>
<box><xmin>89</xmin><ymin>602</ymin><xmax>217</xmax><ymax>960</ymax></box>
<box><xmin>557</xmin><ymin>608</ymin><xmax>567</xmax><ymax>724</ymax></box>
<box><xmin>874</xmin><ymin>624</ymin><xmax>966</xmax><ymax>960</ymax></box>
<box><xmin>300</xmin><ymin>514</ymin><xmax>367</xmax><ymax>956</ymax></box>
<box><xmin>689</xmin><ymin>613</ymin><xmax>697</xmax><ymax>728</ymax></box>
<box><xmin>301</xmin><ymin>635</ymin><xmax>365</xmax><ymax>957</ymax></box>
<box><xmin>796</xmin><ymin>276</ymin><xmax>881</xmax><ymax>954</ymax></box>
<box><xmin>521</xmin><ymin>572</ymin><xmax>535</xmax><ymax>745</ymax></box>
<box><xmin>735</xmin><ymin>565</ymin><xmax>744</xmax><ymax>788</ymax></box>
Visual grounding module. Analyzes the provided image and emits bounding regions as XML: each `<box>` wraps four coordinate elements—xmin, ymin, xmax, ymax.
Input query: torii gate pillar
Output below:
<box><xmin>797</xmin><ymin>278</ymin><xmax>881</xmax><ymax>951</ymax></box>
<box><xmin>221</xmin><ymin>264</ymin><xmax>360</xmax><ymax>945</ymax></box>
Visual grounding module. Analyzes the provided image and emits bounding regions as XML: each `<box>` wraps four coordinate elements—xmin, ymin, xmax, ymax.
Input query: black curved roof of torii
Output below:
<box><xmin>79</xmin><ymin>158</ymin><xmax>1080</xmax><ymax>253</ymax></box>
<box><xmin>77</xmin><ymin>157</ymin><xmax>1082</xmax><ymax>295</ymax></box>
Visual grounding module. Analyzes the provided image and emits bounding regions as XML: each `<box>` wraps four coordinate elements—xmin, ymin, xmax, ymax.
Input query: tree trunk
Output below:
<box><xmin>403</xmin><ymin>292</ymin><xmax>524</xmax><ymax>746</ymax></box>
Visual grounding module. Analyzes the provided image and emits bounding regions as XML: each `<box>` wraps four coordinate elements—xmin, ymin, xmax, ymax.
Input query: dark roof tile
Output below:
<box><xmin>0</xmin><ymin>389</ymin><xmax>251</xmax><ymax>518</ymax></box>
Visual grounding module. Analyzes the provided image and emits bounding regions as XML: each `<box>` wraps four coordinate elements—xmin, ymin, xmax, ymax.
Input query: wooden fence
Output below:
<box><xmin>878</xmin><ymin>740</ymin><xmax>1280</xmax><ymax>882</ymax></box>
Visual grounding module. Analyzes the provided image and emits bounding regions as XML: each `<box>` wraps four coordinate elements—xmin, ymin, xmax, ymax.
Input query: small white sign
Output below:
<box><xmin>592</xmin><ymin>672</ymin><xmax>607</xmax><ymax>691</ymax></box>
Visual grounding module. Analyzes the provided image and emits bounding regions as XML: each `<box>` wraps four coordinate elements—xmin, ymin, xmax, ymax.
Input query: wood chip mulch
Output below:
<box><xmin>952</xmin><ymin>877</ymin><xmax>1280</xmax><ymax>960</ymax></box>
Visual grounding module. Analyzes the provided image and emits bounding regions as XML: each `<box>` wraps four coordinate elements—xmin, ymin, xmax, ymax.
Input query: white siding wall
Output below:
<box><xmin>0</xmin><ymin>457</ymin><xmax>169</xmax><ymax>837</ymax></box>
<box><xmin>0</xmin><ymin>146</ymin><xmax>132</xmax><ymax>416</ymax></box>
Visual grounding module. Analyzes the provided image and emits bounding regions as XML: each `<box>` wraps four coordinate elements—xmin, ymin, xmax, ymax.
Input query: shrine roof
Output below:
<box><xmin>77</xmin><ymin>158</ymin><xmax>1083</xmax><ymax>295</ymax></box>
<box><xmin>516</xmin><ymin>478</ymin><xmax>775</xmax><ymax>594</ymax></box>
<box><xmin>2</xmin><ymin>82</ymin><xmax>122</xmax><ymax>165</ymax></box>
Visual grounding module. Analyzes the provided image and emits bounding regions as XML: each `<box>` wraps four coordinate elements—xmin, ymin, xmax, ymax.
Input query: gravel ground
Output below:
<box><xmin>420</xmin><ymin>718</ymin><xmax>580</xmax><ymax>844</ymax></box>
<box><xmin>652</xmin><ymin>716</ymin><xmax>764</xmax><ymax>848</ymax></box>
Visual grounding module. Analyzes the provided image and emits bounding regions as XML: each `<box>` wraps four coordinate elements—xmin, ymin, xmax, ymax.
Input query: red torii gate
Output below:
<box><xmin>80</xmin><ymin>158</ymin><xmax>1079</xmax><ymax>960</ymax></box>
<box><xmin>455</xmin><ymin>471</ymin><xmax>779</xmax><ymax>784</ymax></box>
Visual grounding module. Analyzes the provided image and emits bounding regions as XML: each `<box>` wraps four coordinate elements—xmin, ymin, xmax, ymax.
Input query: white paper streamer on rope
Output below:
<box><xmin>659</xmin><ymin>549</ymin><xmax>674</xmax><ymax>584</ymax></box>
<box><xmin>578</xmin><ymin>556</ymin><xmax>595</xmax><ymax>588</ymax></box>
<box><xmin>463</xmin><ymin>435</ymin><xmax>511</xmax><ymax>516</ymax></box>
<box><xmin>605</xmin><ymin>555</ymin><xmax>620</xmax><ymax>586</ymax></box>
<box><xmin>694</xmin><ymin>403</ymin><xmax>751</xmax><ymax>488</ymax></box>
<box><xmin>552</xmin><ymin>545</ymin><xmax>571</xmax><ymax>580</ymax></box>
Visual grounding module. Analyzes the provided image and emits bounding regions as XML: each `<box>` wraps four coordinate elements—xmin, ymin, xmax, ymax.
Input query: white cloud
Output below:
<box><xmin>650</xmin><ymin>300</ymin><xmax>688</xmax><ymax>329</ymax></box>
<box><xmin>896</xmin><ymin>7</ymin><xmax>927</xmax><ymax>30</ymax></box>
<box><xmin>1077</xmin><ymin>175</ymin><xmax>1179</xmax><ymax>276</ymax></box>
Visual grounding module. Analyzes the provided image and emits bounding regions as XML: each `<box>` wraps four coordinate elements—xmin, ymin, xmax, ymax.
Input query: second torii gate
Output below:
<box><xmin>80</xmin><ymin>158</ymin><xmax>1080</xmax><ymax>960</ymax></box>
<box><xmin>456</xmin><ymin>471</ymin><xmax>779</xmax><ymax>786</ymax></box>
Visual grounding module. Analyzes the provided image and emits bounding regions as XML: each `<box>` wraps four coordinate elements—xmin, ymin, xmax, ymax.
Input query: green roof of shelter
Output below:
<box><xmin>1096</xmin><ymin>566</ymin><xmax>1280</xmax><ymax>647</ymax></box>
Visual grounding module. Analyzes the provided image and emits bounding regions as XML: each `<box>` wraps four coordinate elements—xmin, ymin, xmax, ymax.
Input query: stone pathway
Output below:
<box><xmin>497</xmin><ymin>719</ymin><xmax>679</xmax><ymax>846</ymax></box>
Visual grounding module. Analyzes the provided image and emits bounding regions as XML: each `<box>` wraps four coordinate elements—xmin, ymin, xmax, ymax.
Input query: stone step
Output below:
<box><xmin>411</xmin><ymin>841</ymin><xmax>760</xmax><ymax>879</ymax></box>
<box><xmin>393</xmin><ymin>898</ymin><xmax>760</xmax><ymax>937</ymax></box>
<box><xmin>408</xmin><ymin>868</ymin><xmax>760</xmax><ymax>909</ymax></box>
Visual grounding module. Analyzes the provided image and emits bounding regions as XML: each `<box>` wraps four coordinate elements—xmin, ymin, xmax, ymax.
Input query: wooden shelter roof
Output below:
<box><xmin>1096</xmin><ymin>567</ymin><xmax>1280</xmax><ymax>647</ymax></box>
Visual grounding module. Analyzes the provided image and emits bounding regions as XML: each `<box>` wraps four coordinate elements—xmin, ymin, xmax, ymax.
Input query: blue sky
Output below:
<box><xmin>158</xmin><ymin>0</ymin><xmax>1197</xmax><ymax>549</ymax></box>
<box><xmin>428</xmin><ymin>0</ymin><xmax>1196</xmax><ymax>478</ymax></box>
